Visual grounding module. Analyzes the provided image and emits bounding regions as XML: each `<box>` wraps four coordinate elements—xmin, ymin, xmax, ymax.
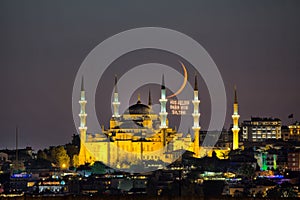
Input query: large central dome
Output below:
<box><xmin>125</xmin><ymin>100</ymin><xmax>151</xmax><ymax>115</ymax></box>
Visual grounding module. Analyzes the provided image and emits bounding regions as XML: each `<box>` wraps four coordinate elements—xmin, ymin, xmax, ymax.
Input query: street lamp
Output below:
<box><xmin>61</xmin><ymin>163</ymin><xmax>66</xmax><ymax>169</ymax></box>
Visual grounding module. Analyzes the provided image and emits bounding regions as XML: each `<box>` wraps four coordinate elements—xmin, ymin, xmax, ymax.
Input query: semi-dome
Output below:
<box><xmin>125</xmin><ymin>100</ymin><xmax>151</xmax><ymax>115</ymax></box>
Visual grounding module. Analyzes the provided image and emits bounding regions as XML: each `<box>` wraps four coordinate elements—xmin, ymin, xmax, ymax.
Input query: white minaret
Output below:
<box><xmin>232</xmin><ymin>86</ymin><xmax>240</xmax><ymax>150</ymax></box>
<box><xmin>78</xmin><ymin>77</ymin><xmax>88</xmax><ymax>165</ymax></box>
<box><xmin>148</xmin><ymin>89</ymin><xmax>152</xmax><ymax>110</ymax></box>
<box><xmin>112</xmin><ymin>75</ymin><xmax>120</xmax><ymax>118</ymax></box>
<box><xmin>79</xmin><ymin>77</ymin><xmax>87</xmax><ymax>143</ymax></box>
<box><xmin>192</xmin><ymin>75</ymin><xmax>201</xmax><ymax>157</ymax></box>
<box><xmin>159</xmin><ymin>74</ymin><xmax>168</xmax><ymax>129</ymax></box>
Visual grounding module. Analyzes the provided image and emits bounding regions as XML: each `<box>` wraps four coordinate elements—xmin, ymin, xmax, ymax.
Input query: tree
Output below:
<box><xmin>281</xmin><ymin>186</ymin><xmax>297</xmax><ymax>198</ymax></box>
<box><xmin>91</xmin><ymin>161</ymin><xmax>106</xmax><ymax>174</ymax></box>
<box><xmin>237</xmin><ymin>164</ymin><xmax>255</xmax><ymax>179</ymax></box>
<box><xmin>266</xmin><ymin>184</ymin><xmax>298</xmax><ymax>198</ymax></box>
<box><xmin>72</xmin><ymin>155</ymin><xmax>79</xmax><ymax>168</ymax></box>
<box><xmin>220</xmin><ymin>151</ymin><xmax>229</xmax><ymax>159</ymax></box>
<box><xmin>71</xmin><ymin>134</ymin><xmax>80</xmax><ymax>147</ymax></box>
<box><xmin>233</xmin><ymin>190</ymin><xmax>243</xmax><ymax>197</ymax></box>
<box><xmin>50</xmin><ymin>146</ymin><xmax>70</xmax><ymax>169</ymax></box>
<box><xmin>255</xmin><ymin>190</ymin><xmax>264</xmax><ymax>198</ymax></box>
<box><xmin>266</xmin><ymin>187</ymin><xmax>281</xmax><ymax>198</ymax></box>
<box><xmin>280</xmin><ymin>182</ymin><xmax>297</xmax><ymax>198</ymax></box>
<box><xmin>65</xmin><ymin>144</ymin><xmax>79</xmax><ymax>166</ymax></box>
<box><xmin>37</xmin><ymin>150</ymin><xmax>47</xmax><ymax>160</ymax></box>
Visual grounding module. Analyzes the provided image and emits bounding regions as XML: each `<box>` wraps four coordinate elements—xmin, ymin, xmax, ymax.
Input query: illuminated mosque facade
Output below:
<box><xmin>78</xmin><ymin>75</ymin><xmax>240</xmax><ymax>168</ymax></box>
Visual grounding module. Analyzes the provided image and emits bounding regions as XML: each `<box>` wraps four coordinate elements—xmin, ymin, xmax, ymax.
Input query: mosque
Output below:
<box><xmin>77</xmin><ymin>74</ymin><xmax>240</xmax><ymax>169</ymax></box>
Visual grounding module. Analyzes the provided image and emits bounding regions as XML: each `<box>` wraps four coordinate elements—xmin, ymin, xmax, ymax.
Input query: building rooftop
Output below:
<box><xmin>125</xmin><ymin>101</ymin><xmax>151</xmax><ymax>115</ymax></box>
<box><xmin>250</xmin><ymin>117</ymin><xmax>281</xmax><ymax>122</ymax></box>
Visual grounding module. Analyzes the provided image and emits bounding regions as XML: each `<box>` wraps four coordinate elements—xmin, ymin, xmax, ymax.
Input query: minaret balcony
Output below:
<box><xmin>232</xmin><ymin>127</ymin><xmax>240</xmax><ymax>131</ymax></box>
<box><xmin>159</xmin><ymin>112</ymin><xmax>168</xmax><ymax>115</ymax></box>
<box><xmin>192</xmin><ymin>126</ymin><xmax>201</xmax><ymax>130</ymax></box>
<box><xmin>159</xmin><ymin>99</ymin><xmax>167</xmax><ymax>103</ymax></box>
<box><xmin>79</xmin><ymin>113</ymin><xmax>87</xmax><ymax>117</ymax></box>
<box><xmin>192</xmin><ymin>113</ymin><xmax>200</xmax><ymax>117</ymax></box>
<box><xmin>160</xmin><ymin>125</ymin><xmax>168</xmax><ymax>129</ymax></box>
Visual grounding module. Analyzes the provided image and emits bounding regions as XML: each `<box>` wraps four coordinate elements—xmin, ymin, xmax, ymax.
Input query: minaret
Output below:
<box><xmin>112</xmin><ymin>75</ymin><xmax>120</xmax><ymax>118</ymax></box>
<box><xmin>159</xmin><ymin>75</ymin><xmax>168</xmax><ymax>147</ymax></box>
<box><xmin>192</xmin><ymin>75</ymin><xmax>201</xmax><ymax>157</ymax></box>
<box><xmin>159</xmin><ymin>74</ymin><xmax>168</xmax><ymax>129</ymax></box>
<box><xmin>137</xmin><ymin>93</ymin><xmax>141</xmax><ymax>103</ymax></box>
<box><xmin>78</xmin><ymin>77</ymin><xmax>87</xmax><ymax>164</ymax></box>
<box><xmin>148</xmin><ymin>89</ymin><xmax>152</xmax><ymax>110</ymax></box>
<box><xmin>232</xmin><ymin>86</ymin><xmax>240</xmax><ymax>150</ymax></box>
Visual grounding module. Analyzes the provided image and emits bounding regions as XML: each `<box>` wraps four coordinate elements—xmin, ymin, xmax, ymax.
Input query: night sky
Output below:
<box><xmin>1</xmin><ymin>0</ymin><xmax>300</xmax><ymax>150</ymax></box>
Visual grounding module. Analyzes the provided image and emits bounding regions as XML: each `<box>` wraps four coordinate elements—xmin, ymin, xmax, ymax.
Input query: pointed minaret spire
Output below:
<box><xmin>114</xmin><ymin>75</ymin><xmax>118</xmax><ymax>93</ymax></box>
<box><xmin>81</xmin><ymin>76</ymin><xmax>85</xmax><ymax>91</ymax></box>
<box><xmin>234</xmin><ymin>85</ymin><xmax>238</xmax><ymax>104</ymax></box>
<box><xmin>192</xmin><ymin>74</ymin><xmax>201</xmax><ymax>157</ymax></box>
<box><xmin>232</xmin><ymin>85</ymin><xmax>240</xmax><ymax>150</ymax></box>
<box><xmin>137</xmin><ymin>93</ymin><xmax>141</xmax><ymax>103</ymax></box>
<box><xmin>161</xmin><ymin>74</ymin><xmax>165</xmax><ymax>90</ymax></box>
<box><xmin>148</xmin><ymin>89</ymin><xmax>152</xmax><ymax>106</ymax></box>
<box><xmin>112</xmin><ymin>75</ymin><xmax>120</xmax><ymax>117</ymax></box>
<box><xmin>160</xmin><ymin>74</ymin><xmax>168</xmax><ymax>132</ymax></box>
<box><xmin>78</xmin><ymin>77</ymin><xmax>88</xmax><ymax>165</ymax></box>
<box><xmin>194</xmin><ymin>74</ymin><xmax>198</xmax><ymax>91</ymax></box>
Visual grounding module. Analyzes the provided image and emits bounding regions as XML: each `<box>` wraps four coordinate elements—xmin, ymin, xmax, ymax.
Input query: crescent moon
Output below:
<box><xmin>167</xmin><ymin>61</ymin><xmax>188</xmax><ymax>98</ymax></box>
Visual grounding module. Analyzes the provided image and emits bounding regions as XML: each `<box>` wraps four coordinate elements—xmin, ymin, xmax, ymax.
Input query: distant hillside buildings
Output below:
<box><xmin>288</xmin><ymin>150</ymin><xmax>300</xmax><ymax>171</ymax></box>
<box><xmin>242</xmin><ymin>117</ymin><xmax>282</xmax><ymax>142</ymax></box>
<box><xmin>287</xmin><ymin>123</ymin><xmax>300</xmax><ymax>142</ymax></box>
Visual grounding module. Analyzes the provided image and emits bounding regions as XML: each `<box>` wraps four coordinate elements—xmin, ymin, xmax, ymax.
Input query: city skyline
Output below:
<box><xmin>1</xmin><ymin>0</ymin><xmax>300</xmax><ymax>150</ymax></box>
